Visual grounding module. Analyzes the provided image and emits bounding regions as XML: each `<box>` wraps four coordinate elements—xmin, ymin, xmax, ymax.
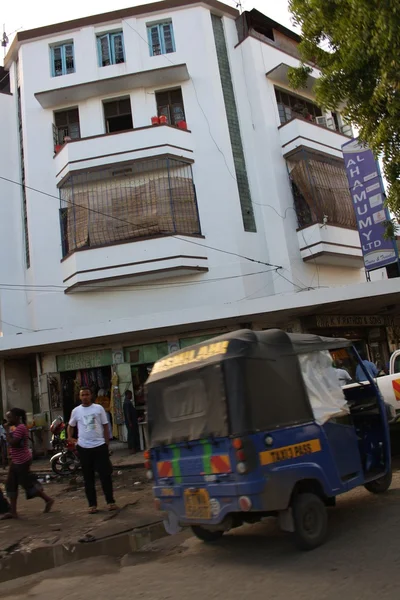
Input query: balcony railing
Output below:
<box><xmin>288</xmin><ymin>150</ymin><xmax>357</xmax><ymax>230</ymax></box>
<box><xmin>278</xmin><ymin>104</ymin><xmax>352</xmax><ymax>136</ymax></box>
<box><xmin>59</xmin><ymin>157</ymin><xmax>201</xmax><ymax>257</ymax></box>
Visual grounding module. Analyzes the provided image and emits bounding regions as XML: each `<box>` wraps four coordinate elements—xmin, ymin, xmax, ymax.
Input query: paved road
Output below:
<box><xmin>2</xmin><ymin>476</ymin><xmax>400</xmax><ymax>600</ymax></box>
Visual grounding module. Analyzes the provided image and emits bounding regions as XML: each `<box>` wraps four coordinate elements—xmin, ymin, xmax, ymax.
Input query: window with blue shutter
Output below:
<box><xmin>51</xmin><ymin>42</ymin><xmax>75</xmax><ymax>77</ymax></box>
<box><xmin>147</xmin><ymin>21</ymin><xmax>176</xmax><ymax>56</ymax></box>
<box><xmin>97</xmin><ymin>32</ymin><xmax>125</xmax><ymax>66</ymax></box>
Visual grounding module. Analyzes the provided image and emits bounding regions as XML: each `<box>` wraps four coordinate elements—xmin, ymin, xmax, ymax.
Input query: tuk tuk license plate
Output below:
<box><xmin>184</xmin><ymin>489</ymin><xmax>211</xmax><ymax>520</ymax></box>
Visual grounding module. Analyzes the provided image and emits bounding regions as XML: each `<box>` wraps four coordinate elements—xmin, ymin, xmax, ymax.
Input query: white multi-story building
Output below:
<box><xmin>0</xmin><ymin>0</ymin><xmax>399</xmax><ymax>428</ymax></box>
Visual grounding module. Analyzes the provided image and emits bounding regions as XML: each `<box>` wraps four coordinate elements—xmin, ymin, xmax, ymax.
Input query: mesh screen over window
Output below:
<box><xmin>59</xmin><ymin>157</ymin><xmax>201</xmax><ymax>256</ymax></box>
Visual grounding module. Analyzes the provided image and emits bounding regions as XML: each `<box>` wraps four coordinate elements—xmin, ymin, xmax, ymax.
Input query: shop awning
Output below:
<box><xmin>0</xmin><ymin>279</ymin><xmax>399</xmax><ymax>357</ymax></box>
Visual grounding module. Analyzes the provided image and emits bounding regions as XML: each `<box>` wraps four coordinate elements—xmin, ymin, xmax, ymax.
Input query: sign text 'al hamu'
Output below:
<box><xmin>342</xmin><ymin>138</ymin><xmax>398</xmax><ymax>271</ymax></box>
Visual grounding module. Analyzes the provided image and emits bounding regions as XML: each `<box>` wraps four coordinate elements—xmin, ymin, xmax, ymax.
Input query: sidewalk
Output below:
<box><xmin>0</xmin><ymin>465</ymin><xmax>158</xmax><ymax>557</ymax></box>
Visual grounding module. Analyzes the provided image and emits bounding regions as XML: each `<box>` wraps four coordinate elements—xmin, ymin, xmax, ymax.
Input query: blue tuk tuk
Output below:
<box><xmin>145</xmin><ymin>329</ymin><xmax>392</xmax><ymax>550</ymax></box>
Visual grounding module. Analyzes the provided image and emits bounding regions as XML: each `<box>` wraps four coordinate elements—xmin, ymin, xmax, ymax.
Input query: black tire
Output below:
<box><xmin>364</xmin><ymin>470</ymin><xmax>392</xmax><ymax>494</ymax></box>
<box><xmin>292</xmin><ymin>492</ymin><xmax>328</xmax><ymax>551</ymax></box>
<box><xmin>51</xmin><ymin>451</ymin><xmax>79</xmax><ymax>476</ymax></box>
<box><xmin>191</xmin><ymin>526</ymin><xmax>224</xmax><ymax>543</ymax></box>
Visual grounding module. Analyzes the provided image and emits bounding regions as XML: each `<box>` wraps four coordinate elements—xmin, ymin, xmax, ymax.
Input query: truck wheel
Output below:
<box><xmin>191</xmin><ymin>526</ymin><xmax>224</xmax><ymax>543</ymax></box>
<box><xmin>292</xmin><ymin>493</ymin><xmax>328</xmax><ymax>551</ymax></box>
<box><xmin>364</xmin><ymin>470</ymin><xmax>392</xmax><ymax>494</ymax></box>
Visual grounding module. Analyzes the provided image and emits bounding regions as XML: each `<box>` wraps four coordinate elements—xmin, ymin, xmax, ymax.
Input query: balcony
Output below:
<box><xmin>279</xmin><ymin>117</ymin><xmax>352</xmax><ymax>159</ymax></box>
<box><xmin>289</xmin><ymin>150</ymin><xmax>362</xmax><ymax>267</ymax></box>
<box><xmin>297</xmin><ymin>224</ymin><xmax>363</xmax><ymax>268</ymax></box>
<box><xmin>59</xmin><ymin>156</ymin><xmax>205</xmax><ymax>292</ymax></box>
<box><xmin>54</xmin><ymin>124</ymin><xmax>194</xmax><ymax>185</ymax></box>
<box><xmin>35</xmin><ymin>63</ymin><xmax>190</xmax><ymax>109</ymax></box>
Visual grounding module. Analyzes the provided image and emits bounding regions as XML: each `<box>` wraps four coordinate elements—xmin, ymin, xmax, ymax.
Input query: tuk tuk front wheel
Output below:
<box><xmin>191</xmin><ymin>526</ymin><xmax>224</xmax><ymax>543</ymax></box>
<box><xmin>364</xmin><ymin>470</ymin><xmax>392</xmax><ymax>494</ymax></box>
<box><xmin>292</xmin><ymin>493</ymin><xmax>328</xmax><ymax>551</ymax></box>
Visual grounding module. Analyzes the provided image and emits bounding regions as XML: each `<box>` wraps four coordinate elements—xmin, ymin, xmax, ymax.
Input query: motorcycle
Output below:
<box><xmin>50</xmin><ymin>416</ymin><xmax>67</xmax><ymax>453</ymax></box>
<box><xmin>50</xmin><ymin>441</ymin><xmax>81</xmax><ymax>476</ymax></box>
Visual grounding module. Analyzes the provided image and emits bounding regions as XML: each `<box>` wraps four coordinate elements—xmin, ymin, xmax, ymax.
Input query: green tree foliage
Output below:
<box><xmin>287</xmin><ymin>0</ymin><xmax>400</xmax><ymax>227</ymax></box>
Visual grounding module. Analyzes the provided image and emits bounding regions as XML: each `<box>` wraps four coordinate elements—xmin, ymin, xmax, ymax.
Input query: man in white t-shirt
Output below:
<box><xmin>68</xmin><ymin>387</ymin><xmax>117</xmax><ymax>513</ymax></box>
<box><xmin>333</xmin><ymin>361</ymin><xmax>353</xmax><ymax>386</ymax></box>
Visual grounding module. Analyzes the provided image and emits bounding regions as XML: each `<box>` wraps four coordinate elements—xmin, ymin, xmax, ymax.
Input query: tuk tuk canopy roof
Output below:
<box><xmin>146</xmin><ymin>329</ymin><xmax>353</xmax><ymax>446</ymax></box>
<box><xmin>147</xmin><ymin>329</ymin><xmax>352</xmax><ymax>384</ymax></box>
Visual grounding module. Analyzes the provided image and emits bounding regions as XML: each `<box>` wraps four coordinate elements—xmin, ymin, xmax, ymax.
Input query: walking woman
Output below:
<box><xmin>4</xmin><ymin>408</ymin><xmax>54</xmax><ymax>518</ymax></box>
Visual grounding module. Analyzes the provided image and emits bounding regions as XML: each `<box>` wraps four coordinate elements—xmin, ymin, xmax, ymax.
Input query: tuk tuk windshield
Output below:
<box><xmin>147</xmin><ymin>363</ymin><xmax>229</xmax><ymax>446</ymax></box>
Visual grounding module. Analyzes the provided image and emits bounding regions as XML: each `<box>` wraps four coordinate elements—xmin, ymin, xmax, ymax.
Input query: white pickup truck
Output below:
<box><xmin>375</xmin><ymin>350</ymin><xmax>400</xmax><ymax>418</ymax></box>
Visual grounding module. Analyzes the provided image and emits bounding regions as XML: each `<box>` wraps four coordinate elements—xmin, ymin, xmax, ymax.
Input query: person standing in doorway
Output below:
<box><xmin>4</xmin><ymin>408</ymin><xmax>54</xmax><ymax>518</ymax></box>
<box><xmin>68</xmin><ymin>387</ymin><xmax>117</xmax><ymax>514</ymax></box>
<box><xmin>123</xmin><ymin>390</ymin><xmax>140</xmax><ymax>454</ymax></box>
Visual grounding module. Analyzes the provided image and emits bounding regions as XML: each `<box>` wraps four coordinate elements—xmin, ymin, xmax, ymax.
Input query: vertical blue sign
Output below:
<box><xmin>342</xmin><ymin>138</ymin><xmax>398</xmax><ymax>271</ymax></box>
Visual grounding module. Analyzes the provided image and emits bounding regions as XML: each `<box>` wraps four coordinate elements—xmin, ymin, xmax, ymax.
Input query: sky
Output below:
<box><xmin>1</xmin><ymin>0</ymin><xmax>294</xmax><ymax>64</ymax></box>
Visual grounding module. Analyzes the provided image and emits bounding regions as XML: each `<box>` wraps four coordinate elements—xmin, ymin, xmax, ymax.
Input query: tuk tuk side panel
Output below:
<box><xmin>251</xmin><ymin>422</ymin><xmax>348</xmax><ymax>512</ymax></box>
<box><xmin>152</xmin><ymin>422</ymin><xmax>352</xmax><ymax>526</ymax></box>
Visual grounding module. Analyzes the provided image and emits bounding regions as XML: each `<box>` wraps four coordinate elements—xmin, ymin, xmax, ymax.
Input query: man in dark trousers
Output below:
<box><xmin>68</xmin><ymin>387</ymin><xmax>117</xmax><ymax>514</ymax></box>
<box><xmin>123</xmin><ymin>390</ymin><xmax>140</xmax><ymax>454</ymax></box>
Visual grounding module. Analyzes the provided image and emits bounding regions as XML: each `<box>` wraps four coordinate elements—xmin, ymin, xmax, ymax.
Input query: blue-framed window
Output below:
<box><xmin>51</xmin><ymin>42</ymin><xmax>75</xmax><ymax>77</ymax></box>
<box><xmin>147</xmin><ymin>22</ymin><xmax>175</xmax><ymax>56</ymax></box>
<box><xmin>97</xmin><ymin>31</ymin><xmax>125</xmax><ymax>67</ymax></box>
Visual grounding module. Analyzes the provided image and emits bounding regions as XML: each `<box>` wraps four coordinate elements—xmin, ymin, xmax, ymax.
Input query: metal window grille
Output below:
<box><xmin>97</xmin><ymin>32</ymin><xmax>125</xmax><ymax>66</ymax></box>
<box><xmin>288</xmin><ymin>150</ymin><xmax>357</xmax><ymax>230</ymax></box>
<box><xmin>156</xmin><ymin>88</ymin><xmax>185</xmax><ymax>125</ymax></box>
<box><xmin>53</xmin><ymin>108</ymin><xmax>80</xmax><ymax>146</ymax></box>
<box><xmin>275</xmin><ymin>88</ymin><xmax>323</xmax><ymax>125</ymax></box>
<box><xmin>59</xmin><ymin>157</ymin><xmax>201</xmax><ymax>257</ymax></box>
<box><xmin>147</xmin><ymin>22</ymin><xmax>175</xmax><ymax>56</ymax></box>
<box><xmin>51</xmin><ymin>43</ymin><xmax>75</xmax><ymax>77</ymax></box>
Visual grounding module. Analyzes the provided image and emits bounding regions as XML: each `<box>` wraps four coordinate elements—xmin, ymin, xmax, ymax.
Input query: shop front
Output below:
<box><xmin>302</xmin><ymin>315</ymin><xmax>391</xmax><ymax>376</ymax></box>
<box><xmin>47</xmin><ymin>349</ymin><xmax>126</xmax><ymax>440</ymax></box>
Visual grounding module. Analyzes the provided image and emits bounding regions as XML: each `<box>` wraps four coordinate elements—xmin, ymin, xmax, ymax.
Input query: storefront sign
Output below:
<box><xmin>152</xmin><ymin>341</ymin><xmax>229</xmax><ymax>375</ymax></box>
<box><xmin>342</xmin><ymin>138</ymin><xmax>398</xmax><ymax>271</ymax></box>
<box><xmin>316</xmin><ymin>315</ymin><xmax>385</xmax><ymax>328</ymax></box>
<box><xmin>56</xmin><ymin>349</ymin><xmax>113</xmax><ymax>372</ymax></box>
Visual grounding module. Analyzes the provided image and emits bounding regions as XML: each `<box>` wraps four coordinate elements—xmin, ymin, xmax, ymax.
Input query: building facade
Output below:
<box><xmin>0</xmin><ymin>0</ymin><xmax>398</xmax><ymax>435</ymax></box>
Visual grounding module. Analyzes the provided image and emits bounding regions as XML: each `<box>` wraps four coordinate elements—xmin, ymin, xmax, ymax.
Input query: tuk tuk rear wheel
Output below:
<box><xmin>292</xmin><ymin>493</ymin><xmax>328</xmax><ymax>551</ymax></box>
<box><xmin>191</xmin><ymin>526</ymin><xmax>224</xmax><ymax>543</ymax></box>
<box><xmin>364</xmin><ymin>470</ymin><xmax>392</xmax><ymax>494</ymax></box>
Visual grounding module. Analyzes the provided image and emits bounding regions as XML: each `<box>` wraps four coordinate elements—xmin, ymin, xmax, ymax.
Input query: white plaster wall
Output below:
<box><xmin>0</xmin><ymin>4</ymin><xmax>376</xmax><ymax>348</ymax></box>
<box><xmin>10</xmin><ymin>5</ymin><xmax>277</xmax><ymax>334</ymax></box>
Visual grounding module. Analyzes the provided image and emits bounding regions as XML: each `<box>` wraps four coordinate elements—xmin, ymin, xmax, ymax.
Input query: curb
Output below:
<box><xmin>0</xmin><ymin>520</ymin><xmax>166</xmax><ymax>583</ymax></box>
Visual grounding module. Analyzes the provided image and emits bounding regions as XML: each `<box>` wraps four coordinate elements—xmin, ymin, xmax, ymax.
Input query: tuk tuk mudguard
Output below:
<box><xmin>259</xmin><ymin>461</ymin><xmax>335</xmax><ymax>512</ymax></box>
